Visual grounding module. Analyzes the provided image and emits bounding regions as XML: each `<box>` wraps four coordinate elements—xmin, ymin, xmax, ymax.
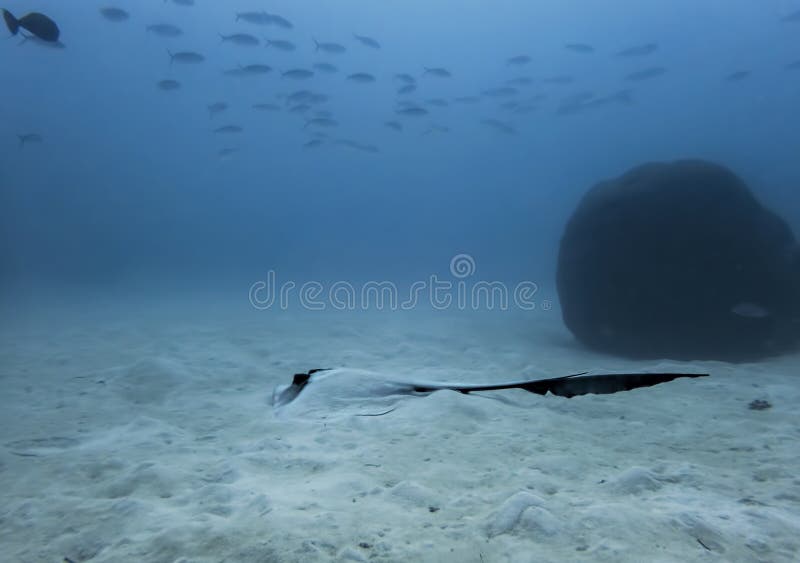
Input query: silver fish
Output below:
<box><xmin>625</xmin><ymin>66</ymin><xmax>666</xmax><ymax>81</ymax></box>
<box><xmin>347</xmin><ymin>72</ymin><xmax>376</xmax><ymax>83</ymax></box>
<box><xmin>146</xmin><ymin>23</ymin><xmax>182</xmax><ymax>37</ymax></box>
<box><xmin>208</xmin><ymin>102</ymin><xmax>228</xmax><ymax>117</ymax></box>
<box><xmin>314</xmin><ymin>39</ymin><xmax>346</xmax><ymax>53</ymax></box>
<box><xmin>353</xmin><ymin>33</ymin><xmax>380</xmax><ymax>49</ymax></box>
<box><xmin>267</xmin><ymin>14</ymin><xmax>293</xmax><ymax>29</ymax></box>
<box><xmin>252</xmin><ymin>103</ymin><xmax>281</xmax><ymax>111</ymax></box>
<box><xmin>219</xmin><ymin>33</ymin><xmax>260</xmax><ymax>46</ymax></box>
<box><xmin>305</xmin><ymin>117</ymin><xmax>338</xmax><ymax>128</ymax></box>
<box><xmin>313</xmin><ymin>62</ymin><xmax>338</xmax><ymax>73</ymax></box>
<box><xmin>565</xmin><ymin>43</ymin><xmax>595</xmax><ymax>53</ymax></box>
<box><xmin>168</xmin><ymin>50</ymin><xmax>204</xmax><ymax>64</ymax></box>
<box><xmin>265</xmin><ymin>39</ymin><xmax>295</xmax><ymax>51</ymax></box>
<box><xmin>236</xmin><ymin>11</ymin><xmax>271</xmax><ymax>25</ymax></box>
<box><xmin>481</xmin><ymin>118</ymin><xmax>516</xmax><ymax>135</ymax></box>
<box><xmin>282</xmin><ymin>69</ymin><xmax>314</xmax><ymax>80</ymax></box>
<box><xmin>99</xmin><ymin>7</ymin><xmax>129</xmax><ymax>22</ymax></box>
<box><xmin>423</xmin><ymin>67</ymin><xmax>451</xmax><ymax>78</ymax></box>
<box><xmin>396</xmin><ymin>106</ymin><xmax>428</xmax><ymax>117</ymax></box>
<box><xmin>616</xmin><ymin>43</ymin><xmax>658</xmax><ymax>57</ymax></box>
<box><xmin>507</xmin><ymin>55</ymin><xmax>531</xmax><ymax>65</ymax></box>
<box><xmin>157</xmin><ymin>79</ymin><xmax>181</xmax><ymax>91</ymax></box>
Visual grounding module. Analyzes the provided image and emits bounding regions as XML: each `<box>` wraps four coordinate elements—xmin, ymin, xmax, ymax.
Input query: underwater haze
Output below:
<box><xmin>1</xmin><ymin>0</ymin><xmax>798</xmax><ymax>293</ymax></box>
<box><xmin>2</xmin><ymin>2</ymin><xmax>800</xmax><ymax>562</ymax></box>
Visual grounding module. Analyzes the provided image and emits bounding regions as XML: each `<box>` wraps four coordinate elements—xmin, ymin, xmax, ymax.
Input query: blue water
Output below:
<box><xmin>1</xmin><ymin>0</ymin><xmax>799</xmax><ymax>296</ymax></box>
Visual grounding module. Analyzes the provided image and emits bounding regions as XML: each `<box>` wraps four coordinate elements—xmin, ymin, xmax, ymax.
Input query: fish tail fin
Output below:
<box><xmin>313</xmin><ymin>38</ymin><xmax>320</xmax><ymax>51</ymax></box>
<box><xmin>3</xmin><ymin>9</ymin><xmax>19</xmax><ymax>35</ymax></box>
<box><xmin>167</xmin><ymin>49</ymin><xmax>173</xmax><ymax>65</ymax></box>
<box><xmin>17</xmin><ymin>135</ymin><xmax>25</xmax><ymax>149</ymax></box>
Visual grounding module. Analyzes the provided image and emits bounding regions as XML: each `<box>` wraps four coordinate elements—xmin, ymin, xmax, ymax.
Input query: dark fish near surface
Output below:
<box><xmin>313</xmin><ymin>62</ymin><xmax>338</xmax><ymax>73</ymax></box>
<box><xmin>265</xmin><ymin>39</ymin><xmax>295</xmax><ymax>51</ymax></box>
<box><xmin>169</xmin><ymin>0</ymin><xmax>194</xmax><ymax>5</ymax></box>
<box><xmin>214</xmin><ymin>125</ymin><xmax>243</xmax><ymax>134</ymax></box>
<box><xmin>168</xmin><ymin>50</ymin><xmax>204</xmax><ymax>64</ymax></box>
<box><xmin>395</xmin><ymin>73</ymin><xmax>415</xmax><ymax>83</ymax></box>
<box><xmin>786</xmin><ymin>60</ymin><xmax>800</xmax><ymax>70</ymax></box>
<box><xmin>725</xmin><ymin>70</ymin><xmax>751</xmax><ymax>82</ymax></box>
<box><xmin>396</xmin><ymin>84</ymin><xmax>417</xmax><ymax>95</ymax></box>
<box><xmin>314</xmin><ymin>39</ymin><xmax>346</xmax><ymax>53</ymax></box>
<box><xmin>304</xmin><ymin>139</ymin><xmax>324</xmax><ymax>149</ymax></box>
<box><xmin>289</xmin><ymin>104</ymin><xmax>311</xmax><ymax>114</ymax></box>
<box><xmin>218</xmin><ymin>147</ymin><xmax>238</xmax><ymax>158</ymax></box>
<box><xmin>384</xmin><ymin>121</ymin><xmax>402</xmax><ymax>132</ymax></box>
<box><xmin>99</xmin><ymin>7</ymin><xmax>129</xmax><ymax>22</ymax></box>
<box><xmin>616</xmin><ymin>43</ymin><xmax>658</xmax><ymax>57</ymax></box>
<box><xmin>147</xmin><ymin>23</ymin><xmax>182</xmax><ymax>37</ymax></box>
<box><xmin>353</xmin><ymin>33</ymin><xmax>380</xmax><ymax>49</ymax></box>
<box><xmin>347</xmin><ymin>72</ymin><xmax>376</xmax><ymax>83</ymax></box>
<box><xmin>17</xmin><ymin>133</ymin><xmax>43</xmax><ymax>148</ymax></box>
<box><xmin>423</xmin><ymin>67</ymin><xmax>451</xmax><ymax>77</ymax></box>
<box><xmin>220</xmin><ymin>33</ymin><xmax>260</xmax><ymax>46</ymax></box>
<box><xmin>3</xmin><ymin>10</ymin><xmax>59</xmax><ymax>42</ymax></box>
<box><xmin>208</xmin><ymin>102</ymin><xmax>228</xmax><ymax>117</ymax></box>
<box><xmin>282</xmin><ymin>69</ymin><xmax>314</xmax><ymax>80</ymax></box>
<box><xmin>625</xmin><ymin>66</ymin><xmax>666</xmax><ymax>81</ymax></box>
<box><xmin>507</xmin><ymin>55</ymin><xmax>531</xmax><ymax>65</ymax></box>
<box><xmin>236</xmin><ymin>11</ymin><xmax>271</xmax><ymax>25</ymax></box>
<box><xmin>157</xmin><ymin>79</ymin><xmax>181</xmax><ymax>91</ymax></box>
<box><xmin>18</xmin><ymin>32</ymin><xmax>65</xmax><ymax>49</ymax></box>
<box><xmin>565</xmin><ymin>43</ymin><xmax>595</xmax><ymax>53</ymax></box>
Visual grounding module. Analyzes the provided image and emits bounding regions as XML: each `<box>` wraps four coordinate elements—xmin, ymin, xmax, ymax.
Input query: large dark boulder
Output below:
<box><xmin>556</xmin><ymin>159</ymin><xmax>800</xmax><ymax>361</ymax></box>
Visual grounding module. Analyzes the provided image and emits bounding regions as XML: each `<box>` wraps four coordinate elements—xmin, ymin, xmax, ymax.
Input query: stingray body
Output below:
<box><xmin>271</xmin><ymin>368</ymin><xmax>708</xmax><ymax>416</ymax></box>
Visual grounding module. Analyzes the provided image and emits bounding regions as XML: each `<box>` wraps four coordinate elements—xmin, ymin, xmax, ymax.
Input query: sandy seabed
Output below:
<box><xmin>0</xmin><ymin>294</ymin><xmax>798</xmax><ymax>563</ymax></box>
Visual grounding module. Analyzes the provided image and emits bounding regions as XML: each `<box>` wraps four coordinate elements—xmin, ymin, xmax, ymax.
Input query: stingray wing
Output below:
<box><xmin>408</xmin><ymin>372</ymin><xmax>708</xmax><ymax>398</ymax></box>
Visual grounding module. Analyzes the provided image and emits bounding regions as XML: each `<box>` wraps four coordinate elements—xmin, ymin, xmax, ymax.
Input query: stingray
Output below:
<box><xmin>272</xmin><ymin>368</ymin><xmax>708</xmax><ymax>414</ymax></box>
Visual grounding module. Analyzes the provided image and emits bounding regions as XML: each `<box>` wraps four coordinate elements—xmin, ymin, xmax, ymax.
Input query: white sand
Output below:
<box><xmin>1</xmin><ymin>294</ymin><xmax>798</xmax><ymax>562</ymax></box>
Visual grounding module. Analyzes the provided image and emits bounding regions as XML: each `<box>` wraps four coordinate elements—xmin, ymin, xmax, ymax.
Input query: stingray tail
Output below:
<box><xmin>3</xmin><ymin>9</ymin><xmax>19</xmax><ymax>35</ymax></box>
